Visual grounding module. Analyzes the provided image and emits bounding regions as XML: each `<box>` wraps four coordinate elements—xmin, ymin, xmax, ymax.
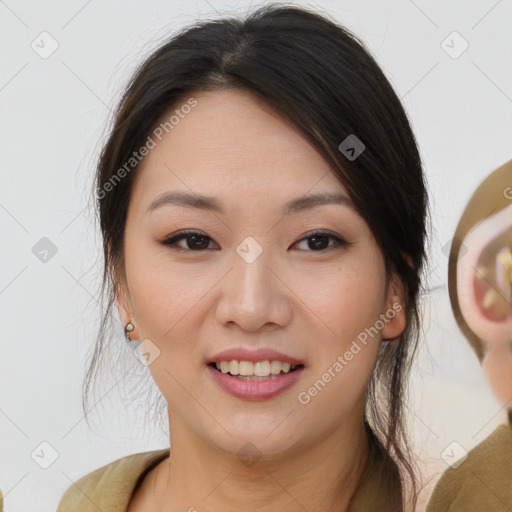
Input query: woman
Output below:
<box><xmin>426</xmin><ymin>159</ymin><xmax>512</xmax><ymax>510</ymax></box>
<box><xmin>57</xmin><ymin>4</ymin><xmax>430</xmax><ymax>511</ymax></box>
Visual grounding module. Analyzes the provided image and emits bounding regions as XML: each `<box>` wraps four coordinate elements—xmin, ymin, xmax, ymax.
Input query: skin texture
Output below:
<box><xmin>117</xmin><ymin>89</ymin><xmax>407</xmax><ymax>512</ymax></box>
<box><xmin>457</xmin><ymin>203</ymin><xmax>512</xmax><ymax>408</ymax></box>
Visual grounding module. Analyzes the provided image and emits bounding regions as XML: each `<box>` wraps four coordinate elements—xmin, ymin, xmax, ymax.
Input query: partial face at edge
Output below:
<box><xmin>457</xmin><ymin>203</ymin><xmax>512</xmax><ymax>407</ymax></box>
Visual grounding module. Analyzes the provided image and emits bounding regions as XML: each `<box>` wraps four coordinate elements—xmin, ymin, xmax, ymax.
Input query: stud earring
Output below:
<box><xmin>124</xmin><ymin>322</ymin><xmax>135</xmax><ymax>342</ymax></box>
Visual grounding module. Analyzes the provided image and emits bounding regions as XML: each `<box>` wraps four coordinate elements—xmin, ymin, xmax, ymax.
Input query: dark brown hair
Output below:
<box><xmin>84</xmin><ymin>4</ymin><xmax>431</xmax><ymax>509</ymax></box>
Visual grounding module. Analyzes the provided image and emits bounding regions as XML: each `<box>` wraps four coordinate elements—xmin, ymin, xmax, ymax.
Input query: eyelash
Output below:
<box><xmin>161</xmin><ymin>229</ymin><xmax>348</xmax><ymax>253</ymax></box>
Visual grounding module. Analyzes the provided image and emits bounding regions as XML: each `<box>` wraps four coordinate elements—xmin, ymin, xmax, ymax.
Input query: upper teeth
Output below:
<box><xmin>214</xmin><ymin>360</ymin><xmax>298</xmax><ymax>376</ymax></box>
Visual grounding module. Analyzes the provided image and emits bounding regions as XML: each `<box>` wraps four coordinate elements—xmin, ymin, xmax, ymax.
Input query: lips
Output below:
<box><xmin>206</xmin><ymin>363</ymin><xmax>305</xmax><ymax>400</ymax></box>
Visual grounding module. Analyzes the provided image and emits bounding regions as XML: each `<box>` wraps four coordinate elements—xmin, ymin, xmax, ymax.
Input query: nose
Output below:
<box><xmin>214</xmin><ymin>246</ymin><xmax>293</xmax><ymax>332</ymax></box>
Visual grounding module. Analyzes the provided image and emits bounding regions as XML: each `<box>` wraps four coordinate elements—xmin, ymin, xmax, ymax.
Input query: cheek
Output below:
<box><xmin>304</xmin><ymin>258</ymin><xmax>386</xmax><ymax>344</ymax></box>
<box><xmin>124</xmin><ymin>246</ymin><xmax>211</xmax><ymax>344</ymax></box>
<box><xmin>482</xmin><ymin>347</ymin><xmax>512</xmax><ymax>405</ymax></box>
<box><xmin>124</xmin><ymin>252</ymin><xmax>212</xmax><ymax>404</ymax></box>
<box><xmin>294</xmin><ymin>259</ymin><xmax>385</xmax><ymax>389</ymax></box>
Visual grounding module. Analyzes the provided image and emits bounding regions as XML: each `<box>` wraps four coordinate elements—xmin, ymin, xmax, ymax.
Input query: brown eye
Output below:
<box><xmin>293</xmin><ymin>231</ymin><xmax>348</xmax><ymax>252</ymax></box>
<box><xmin>162</xmin><ymin>230</ymin><xmax>218</xmax><ymax>251</ymax></box>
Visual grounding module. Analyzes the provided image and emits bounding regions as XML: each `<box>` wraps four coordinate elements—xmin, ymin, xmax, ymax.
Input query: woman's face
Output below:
<box><xmin>116</xmin><ymin>89</ymin><xmax>406</xmax><ymax>458</ymax></box>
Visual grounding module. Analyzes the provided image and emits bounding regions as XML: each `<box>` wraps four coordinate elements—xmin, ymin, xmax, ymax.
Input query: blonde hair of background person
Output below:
<box><xmin>58</xmin><ymin>4</ymin><xmax>431</xmax><ymax>512</ymax></box>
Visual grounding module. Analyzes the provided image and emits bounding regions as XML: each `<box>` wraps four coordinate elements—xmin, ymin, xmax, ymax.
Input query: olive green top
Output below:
<box><xmin>426</xmin><ymin>416</ymin><xmax>512</xmax><ymax>511</ymax></box>
<box><xmin>57</xmin><ymin>434</ymin><xmax>403</xmax><ymax>511</ymax></box>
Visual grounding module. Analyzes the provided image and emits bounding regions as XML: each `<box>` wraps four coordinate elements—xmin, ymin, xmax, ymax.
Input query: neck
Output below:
<box><xmin>155</xmin><ymin>414</ymin><xmax>370</xmax><ymax>512</ymax></box>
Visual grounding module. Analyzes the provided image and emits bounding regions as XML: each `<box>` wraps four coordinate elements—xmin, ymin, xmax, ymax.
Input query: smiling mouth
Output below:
<box><xmin>207</xmin><ymin>362</ymin><xmax>305</xmax><ymax>380</ymax></box>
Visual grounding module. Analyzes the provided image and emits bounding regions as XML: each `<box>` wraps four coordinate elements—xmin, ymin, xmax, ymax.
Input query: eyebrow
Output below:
<box><xmin>146</xmin><ymin>191</ymin><xmax>355</xmax><ymax>216</ymax></box>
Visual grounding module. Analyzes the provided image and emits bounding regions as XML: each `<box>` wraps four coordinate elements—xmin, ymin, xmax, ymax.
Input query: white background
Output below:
<box><xmin>1</xmin><ymin>0</ymin><xmax>511</xmax><ymax>510</ymax></box>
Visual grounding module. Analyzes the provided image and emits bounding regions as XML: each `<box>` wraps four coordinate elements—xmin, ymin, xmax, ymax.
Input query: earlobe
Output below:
<box><xmin>381</xmin><ymin>274</ymin><xmax>407</xmax><ymax>341</ymax></box>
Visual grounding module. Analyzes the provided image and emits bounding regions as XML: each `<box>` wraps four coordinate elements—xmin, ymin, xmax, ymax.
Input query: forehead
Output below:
<box><xmin>130</xmin><ymin>89</ymin><xmax>349</xmax><ymax>213</ymax></box>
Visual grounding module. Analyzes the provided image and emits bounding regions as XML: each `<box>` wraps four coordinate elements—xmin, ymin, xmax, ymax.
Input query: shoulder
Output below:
<box><xmin>57</xmin><ymin>448</ymin><xmax>170</xmax><ymax>512</ymax></box>
<box><xmin>426</xmin><ymin>423</ymin><xmax>512</xmax><ymax>511</ymax></box>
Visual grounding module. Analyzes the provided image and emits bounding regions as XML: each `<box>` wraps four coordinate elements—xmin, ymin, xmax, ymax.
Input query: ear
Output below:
<box><xmin>381</xmin><ymin>271</ymin><xmax>407</xmax><ymax>341</ymax></box>
<box><xmin>456</xmin><ymin>205</ymin><xmax>512</xmax><ymax>347</ymax></box>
